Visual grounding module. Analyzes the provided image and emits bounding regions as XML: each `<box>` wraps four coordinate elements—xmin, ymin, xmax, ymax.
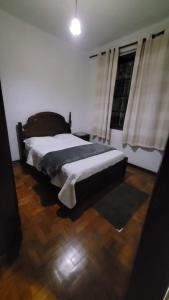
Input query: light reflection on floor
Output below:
<box><xmin>54</xmin><ymin>243</ymin><xmax>87</xmax><ymax>283</ymax></box>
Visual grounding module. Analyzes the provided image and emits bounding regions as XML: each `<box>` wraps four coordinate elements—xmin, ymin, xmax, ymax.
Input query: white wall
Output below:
<box><xmin>88</xmin><ymin>18</ymin><xmax>169</xmax><ymax>173</ymax></box>
<box><xmin>0</xmin><ymin>9</ymin><xmax>168</xmax><ymax>171</ymax></box>
<box><xmin>0</xmin><ymin>9</ymin><xmax>90</xmax><ymax>161</ymax></box>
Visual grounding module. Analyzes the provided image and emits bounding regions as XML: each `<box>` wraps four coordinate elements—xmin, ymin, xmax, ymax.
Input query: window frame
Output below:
<box><xmin>110</xmin><ymin>51</ymin><xmax>136</xmax><ymax>130</ymax></box>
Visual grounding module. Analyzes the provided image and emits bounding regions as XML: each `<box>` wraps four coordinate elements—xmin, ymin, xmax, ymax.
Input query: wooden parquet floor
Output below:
<box><xmin>0</xmin><ymin>163</ymin><xmax>156</xmax><ymax>300</ymax></box>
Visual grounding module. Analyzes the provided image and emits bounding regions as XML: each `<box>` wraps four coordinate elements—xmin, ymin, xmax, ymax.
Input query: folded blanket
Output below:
<box><xmin>39</xmin><ymin>143</ymin><xmax>115</xmax><ymax>177</ymax></box>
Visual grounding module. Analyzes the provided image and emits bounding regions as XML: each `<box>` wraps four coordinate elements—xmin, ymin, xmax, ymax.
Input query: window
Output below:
<box><xmin>111</xmin><ymin>52</ymin><xmax>135</xmax><ymax>130</ymax></box>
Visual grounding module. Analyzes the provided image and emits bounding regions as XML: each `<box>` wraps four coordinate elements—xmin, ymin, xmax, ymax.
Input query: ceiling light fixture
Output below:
<box><xmin>69</xmin><ymin>0</ymin><xmax>81</xmax><ymax>36</ymax></box>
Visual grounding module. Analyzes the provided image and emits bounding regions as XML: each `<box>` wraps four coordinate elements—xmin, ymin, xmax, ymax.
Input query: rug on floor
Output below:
<box><xmin>94</xmin><ymin>182</ymin><xmax>148</xmax><ymax>230</ymax></box>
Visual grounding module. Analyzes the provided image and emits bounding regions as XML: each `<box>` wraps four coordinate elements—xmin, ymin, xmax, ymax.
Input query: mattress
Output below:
<box><xmin>26</xmin><ymin>134</ymin><xmax>125</xmax><ymax>208</ymax></box>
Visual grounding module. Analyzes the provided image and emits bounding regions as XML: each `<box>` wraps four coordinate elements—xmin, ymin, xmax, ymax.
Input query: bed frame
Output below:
<box><xmin>16</xmin><ymin>112</ymin><xmax>127</xmax><ymax>205</ymax></box>
<box><xmin>16</xmin><ymin>111</ymin><xmax>71</xmax><ymax>161</ymax></box>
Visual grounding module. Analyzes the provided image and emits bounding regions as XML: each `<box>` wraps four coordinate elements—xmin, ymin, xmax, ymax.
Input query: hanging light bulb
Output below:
<box><xmin>70</xmin><ymin>18</ymin><xmax>81</xmax><ymax>36</ymax></box>
<box><xmin>69</xmin><ymin>0</ymin><xmax>81</xmax><ymax>36</ymax></box>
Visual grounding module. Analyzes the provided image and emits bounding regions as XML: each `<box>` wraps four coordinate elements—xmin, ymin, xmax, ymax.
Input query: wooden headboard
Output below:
<box><xmin>16</xmin><ymin>111</ymin><xmax>71</xmax><ymax>161</ymax></box>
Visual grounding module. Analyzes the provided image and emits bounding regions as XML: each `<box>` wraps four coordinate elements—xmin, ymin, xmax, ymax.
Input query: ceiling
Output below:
<box><xmin>0</xmin><ymin>0</ymin><xmax>169</xmax><ymax>50</ymax></box>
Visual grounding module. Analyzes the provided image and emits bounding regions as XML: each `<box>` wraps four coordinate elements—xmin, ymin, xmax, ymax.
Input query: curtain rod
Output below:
<box><xmin>89</xmin><ymin>30</ymin><xmax>165</xmax><ymax>59</ymax></box>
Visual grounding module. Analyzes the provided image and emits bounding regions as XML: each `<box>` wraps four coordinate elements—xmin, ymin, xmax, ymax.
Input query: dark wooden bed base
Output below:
<box><xmin>75</xmin><ymin>158</ymin><xmax>127</xmax><ymax>201</ymax></box>
<box><xmin>16</xmin><ymin>112</ymin><xmax>127</xmax><ymax>206</ymax></box>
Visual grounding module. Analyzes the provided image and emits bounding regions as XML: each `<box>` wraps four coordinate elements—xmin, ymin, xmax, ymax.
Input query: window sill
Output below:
<box><xmin>110</xmin><ymin>127</ymin><xmax>123</xmax><ymax>131</ymax></box>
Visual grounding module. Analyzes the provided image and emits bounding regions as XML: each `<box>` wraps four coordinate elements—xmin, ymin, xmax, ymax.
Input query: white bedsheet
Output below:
<box><xmin>26</xmin><ymin>134</ymin><xmax>125</xmax><ymax>208</ymax></box>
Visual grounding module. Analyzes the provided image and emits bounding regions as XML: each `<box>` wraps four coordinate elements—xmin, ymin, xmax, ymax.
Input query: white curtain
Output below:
<box><xmin>92</xmin><ymin>48</ymin><xmax>119</xmax><ymax>142</ymax></box>
<box><xmin>123</xmin><ymin>31</ymin><xmax>169</xmax><ymax>151</ymax></box>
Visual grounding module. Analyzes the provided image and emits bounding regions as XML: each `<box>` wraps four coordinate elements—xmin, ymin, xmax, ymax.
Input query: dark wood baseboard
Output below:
<box><xmin>12</xmin><ymin>160</ymin><xmax>21</xmax><ymax>165</ymax></box>
<box><xmin>127</xmin><ymin>162</ymin><xmax>157</xmax><ymax>175</ymax></box>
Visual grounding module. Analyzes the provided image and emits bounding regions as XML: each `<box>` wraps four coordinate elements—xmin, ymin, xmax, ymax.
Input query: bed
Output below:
<box><xmin>16</xmin><ymin>112</ymin><xmax>127</xmax><ymax>209</ymax></box>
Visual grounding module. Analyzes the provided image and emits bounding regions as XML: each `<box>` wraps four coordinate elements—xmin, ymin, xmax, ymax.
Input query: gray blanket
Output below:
<box><xmin>39</xmin><ymin>143</ymin><xmax>115</xmax><ymax>177</ymax></box>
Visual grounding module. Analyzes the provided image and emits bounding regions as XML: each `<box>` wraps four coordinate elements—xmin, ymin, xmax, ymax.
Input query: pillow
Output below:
<box><xmin>54</xmin><ymin>133</ymin><xmax>73</xmax><ymax>140</ymax></box>
<box><xmin>24</xmin><ymin>136</ymin><xmax>54</xmax><ymax>147</ymax></box>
